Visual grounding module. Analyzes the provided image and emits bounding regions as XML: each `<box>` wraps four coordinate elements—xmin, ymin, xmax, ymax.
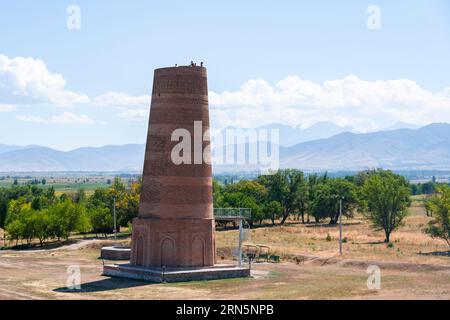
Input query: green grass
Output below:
<box><xmin>0</xmin><ymin>179</ymin><xmax>112</xmax><ymax>195</ymax></box>
<box><xmin>168</xmin><ymin>277</ymin><xmax>253</xmax><ymax>289</ymax></box>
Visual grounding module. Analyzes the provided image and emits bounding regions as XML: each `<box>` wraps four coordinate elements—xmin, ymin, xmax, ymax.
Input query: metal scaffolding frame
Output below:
<box><xmin>213</xmin><ymin>208</ymin><xmax>251</xmax><ymax>267</ymax></box>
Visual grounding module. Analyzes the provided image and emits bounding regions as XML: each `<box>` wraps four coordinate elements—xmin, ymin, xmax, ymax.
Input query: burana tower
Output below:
<box><xmin>103</xmin><ymin>63</ymin><xmax>249</xmax><ymax>282</ymax></box>
<box><xmin>131</xmin><ymin>64</ymin><xmax>215</xmax><ymax>268</ymax></box>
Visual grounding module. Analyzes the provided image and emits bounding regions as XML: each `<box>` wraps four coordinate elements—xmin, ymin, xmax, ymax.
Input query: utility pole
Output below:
<box><xmin>339</xmin><ymin>197</ymin><xmax>343</xmax><ymax>256</ymax></box>
<box><xmin>113</xmin><ymin>195</ymin><xmax>117</xmax><ymax>240</ymax></box>
<box><xmin>238</xmin><ymin>218</ymin><xmax>243</xmax><ymax>267</ymax></box>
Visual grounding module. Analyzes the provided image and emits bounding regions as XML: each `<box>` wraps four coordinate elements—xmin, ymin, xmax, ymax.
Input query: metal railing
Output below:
<box><xmin>213</xmin><ymin>208</ymin><xmax>252</xmax><ymax>220</ymax></box>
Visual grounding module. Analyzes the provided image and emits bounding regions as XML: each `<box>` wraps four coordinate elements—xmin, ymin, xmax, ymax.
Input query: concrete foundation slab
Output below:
<box><xmin>103</xmin><ymin>263</ymin><xmax>250</xmax><ymax>283</ymax></box>
<box><xmin>101</xmin><ymin>246</ymin><xmax>131</xmax><ymax>260</ymax></box>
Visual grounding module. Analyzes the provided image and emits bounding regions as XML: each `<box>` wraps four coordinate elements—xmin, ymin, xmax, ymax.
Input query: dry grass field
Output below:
<box><xmin>216</xmin><ymin>200</ymin><xmax>450</xmax><ymax>266</ymax></box>
<box><xmin>1</xmin><ymin>198</ymin><xmax>450</xmax><ymax>300</ymax></box>
<box><xmin>1</xmin><ymin>240</ymin><xmax>450</xmax><ymax>300</ymax></box>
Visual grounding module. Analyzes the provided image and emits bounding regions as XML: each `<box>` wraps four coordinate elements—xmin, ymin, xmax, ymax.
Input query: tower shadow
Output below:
<box><xmin>53</xmin><ymin>277</ymin><xmax>151</xmax><ymax>293</ymax></box>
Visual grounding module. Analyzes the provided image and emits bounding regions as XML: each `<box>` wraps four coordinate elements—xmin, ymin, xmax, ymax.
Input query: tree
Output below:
<box><xmin>47</xmin><ymin>200</ymin><xmax>91</xmax><ymax>240</ymax></box>
<box><xmin>222</xmin><ymin>192</ymin><xmax>263</xmax><ymax>226</ymax></box>
<box><xmin>422</xmin><ymin>182</ymin><xmax>436</xmax><ymax>195</ymax></box>
<box><xmin>89</xmin><ymin>207</ymin><xmax>113</xmax><ymax>238</ymax></box>
<box><xmin>410</xmin><ymin>184</ymin><xmax>419</xmax><ymax>196</ymax></box>
<box><xmin>47</xmin><ymin>202</ymin><xmax>70</xmax><ymax>241</ymax></box>
<box><xmin>88</xmin><ymin>188</ymin><xmax>114</xmax><ymax>210</ymax></box>
<box><xmin>59</xmin><ymin>193</ymin><xmax>70</xmax><ymax>202</ymax></box>
<box><xmin>5</xmin><ymin>200</ymin><xmax>34</xmax><ymax>244</ymax></box>
<box><xmin>30</xmin><ymin>210</ymin><xmax>50</xmax><ymax>246</ymax></box>
<box><xmin>5</xmin><ymin>198</ymin><xmax>30</xmax><ymax>225</ymax></box>
<box><xmin>264</xmin><ymin>201</ymin><xmax>283</xmax><ymax>225</ymax></box>
<box><xmin>116</xmin><ymin>181</ymin><xmax>141</xmax><ymax>227</ymax></box>
<box><xmin>222</xmin><ymin>180</ymin><xmax>267</xmax><ymax>225</ymax></box>
<box><xmin>111</xmin><ymin>177</ymin><xmax>126</xmax><ymax>196</ymax></box>
<box><xmin>424</xmin><ymin>186</ymin><xmax>450</xmax><ymax>247</ymax></box>
<box><xmin>0</xmin><ymin>190</ymin><xmax>7</xmax><ymax>229</ymax></box>
<box><xmin>74</xmin><ymin>188</ymin><xmax>86</xmax><ymax>204</ymax></box>
<box><xmin>294</xmin><ymin>175</ymin><xmax>309</xmax><ymax>223</ymax></box>
<box><xmin>310</xmin><ymin>182</ymin><xmax>335</xmax><ymax>223</ymax></box>
<box><xmin>361</xmin><ymin>170</ymin><xmax>411</xmax><ymax>243</ymax></box>
<box><xmin>31</xmin><ymin>196</ymin><xmax>44</xmax><ymax>210</ymax></box>
<box><xmin>307</xmin><ymin>176</ymin><xmax>359</xmax><ymax>225</ymax></box>
<box><xmin>67</xmin><ymin>203</ymin><xmax>91</xmax><ymax>236</ymax></box>
<box><xmin>43</xmin><ymin>187</ymin><xmax>57</xmax><ymax>206</ymax></box>
<box><xmin>328</xmin><ymin>179</ymin><xmax>359</xmax><ymax>224</ymax></box>
<box><xmin>5</xmin><ymin>219</ymin><xmax>22</xmax><ymax>245</ymax></box>
<box><xmin>425</xmin><ymin>196</ymin><xmax>434</xmax><ymax>217</ymax></box>
<box><xmin>306</xmin><ymin>174</ymin><xmax>327</xmax><ymax>223</ymax></box>
<box><xmin>212</xmin><ymin>179</ymin><xmax>224</xmax><ymax>208</ymax></box>
<box><xmin>258</xmin><ymin>169</ymin><xmax>306</xmax><ymax>224</ymax></box>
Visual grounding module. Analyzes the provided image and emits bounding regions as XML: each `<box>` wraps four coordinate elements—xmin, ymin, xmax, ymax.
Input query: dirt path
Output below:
<box><xmin>3</xmin><ymin>238</ymin><xmax>450</xmax><ymax>273</ymax></box>
<box><xmin>1</xmin><ymin>238</ymin><xmax>123</xmax><ymax>254</ymax></box>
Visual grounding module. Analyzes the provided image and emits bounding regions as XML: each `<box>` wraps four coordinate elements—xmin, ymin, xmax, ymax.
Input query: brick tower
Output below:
<box><xmin>130</xmin><ymin>64</ymin><xmax>215</xmax><ymax>268</ymax></box>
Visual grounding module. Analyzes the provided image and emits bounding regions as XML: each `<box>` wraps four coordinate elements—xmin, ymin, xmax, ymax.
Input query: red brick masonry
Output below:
<box><xmin>131</xmin><ymin>65</ymin><xmax>215</xmax><ymax>268</ymax></box>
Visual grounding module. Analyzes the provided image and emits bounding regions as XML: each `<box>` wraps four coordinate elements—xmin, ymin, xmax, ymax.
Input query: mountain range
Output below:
<box><xmin>0</xmin><ymin>123</ymin><xmax>448</xmax><ymax>172</ymax></box>
<box><xmin>280</xmin><ymin>123</ymin><xmax>450</xmax><ymax>171</ymax></box>
<box><xmin>217</xmin><ymin>121</ymin><xmax>354</xmax><ymax>147</ymax></box>
<box><xmin>0</xmin><ymin>144</ymin><xmax>145</xmax><ymax>172</ymax></box>
<box><xmin>214</xmin><ymin>121</ymin><xmax>422</xmax><ymax>147</ymax></box>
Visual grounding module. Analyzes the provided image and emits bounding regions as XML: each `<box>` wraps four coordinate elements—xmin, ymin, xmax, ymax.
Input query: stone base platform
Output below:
<box><xmin>101</xmin><ymin>246</ymin><xmax>131</xmax><ymax>260</ymax></box>
<box><xmin>103</xmin><ymin>263</ymin><xmax>250</xmax><ymax>283</ymax></box>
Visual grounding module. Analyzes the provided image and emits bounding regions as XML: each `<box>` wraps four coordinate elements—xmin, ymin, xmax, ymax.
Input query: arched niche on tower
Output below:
<box><xmin>160</xmin><ymin>236</ymin><xmax>176</xmax><ymax>267</ymax></box>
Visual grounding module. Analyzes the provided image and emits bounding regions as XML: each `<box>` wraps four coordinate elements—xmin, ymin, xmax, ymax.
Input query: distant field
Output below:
<box><xmin>0</xmin><ymin>174</ymin><xmax>138</xmax><ymax>195</ymax></box>
<box><xmin>45</xmin><ymin>183</ymin><xmax>111</xmax><ymax>196</ymax></box>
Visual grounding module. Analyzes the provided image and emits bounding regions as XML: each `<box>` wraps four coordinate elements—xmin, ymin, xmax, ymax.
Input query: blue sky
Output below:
<box><xmin>0</xmin><ymin>0</ymin><xmax>449</xmax><ymax>150</ymax></box>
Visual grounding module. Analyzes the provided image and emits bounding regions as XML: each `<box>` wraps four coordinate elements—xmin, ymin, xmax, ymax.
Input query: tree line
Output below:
<box><xmin>0</xmin><ymin>177</ymin><xmax>140</xmax><ymax>246</ymax></box>
<box><xmin>214</xmin><ymin>169</ymin><xmax>412</xmax><ymax>243</ymax></box>
<box><xmin>411</xmin><ymin>181</ymin><xmax>443</xmax><ymax>195</ymax></box>
<box><xmin>2</xmin><ymin>169</ymin><xmax>450</xmax><ymax>247</ymax></box>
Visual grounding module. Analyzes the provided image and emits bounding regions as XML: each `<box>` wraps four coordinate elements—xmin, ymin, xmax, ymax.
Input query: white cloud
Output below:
<box><xmin>0</xmin><ymin>54</ymin><xmax>153</xmax><ymax>124</ymax></box>
<box><xmin>93</xmin><ymin>92</ymin><xmax>150</xmax><ymax>107</ymax></box>
<box><xmin>93</xmin><ymin>92</ymin><xmax>151</xmax><ymax>122</ymax></box>
<box><xmin>209</xmin><ymin>75</ymin><xmax>450</xmax><ymax>132</ymax></box>
<box><xmin>3</xmin><ymin>53</ymin><xmax>449</xmax><ymax>131</ymax></box>
<box><xmin>51</xmin><ymin>112</ymin><xmax>94</xmax><ymax>124</ymax></box>
<box><xmin>16</xmin><ymin>112</ymin><xmax>94</xmax><ymax>125</ymax></box>
<box><xmin>0</xmin><ymin>104</ymin><xmax>16</xmax><ymax>112</ymax></box>
<box><xmin>0</xmin><ymin>55</ymin><xmax>90</xmax><ymax>106</ymax></box>
<box><xmin>0</xmin><ymin>54</ymin><xmax>152</xmax><ymax>110</ymax></box>
<box><xmin>117</xmin><ymin>107</ymin><xmax>149</xmax><ymax>122</ymax></box>
<box><xmin>16</xmin><ymin>115</ymin><xmax>47</xmax><ymax>124</ymax></box>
